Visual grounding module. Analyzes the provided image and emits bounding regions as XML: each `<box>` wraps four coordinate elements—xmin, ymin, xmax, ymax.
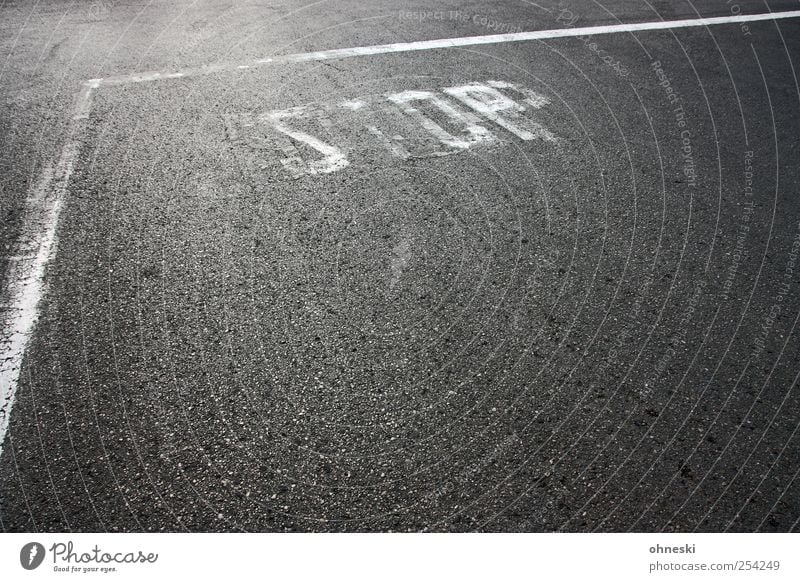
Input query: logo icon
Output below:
<box><xmin>20</xmin><ymin>542</ymin><xmax>45</xmax><ymax>570</ymax></box>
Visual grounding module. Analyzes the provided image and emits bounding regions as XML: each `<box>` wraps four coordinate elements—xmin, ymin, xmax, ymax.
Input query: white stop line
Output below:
<box><xmin>1</xmin><ymin>9</ymin><xmax>799</xmax><ymax>455</ymax></box>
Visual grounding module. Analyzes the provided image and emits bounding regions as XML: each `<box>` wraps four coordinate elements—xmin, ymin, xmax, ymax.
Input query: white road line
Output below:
<box><xmin>94</xmin><ymin>10</ymin><xmax>800</xmax><ymax>86</ymax></box>
<box><xmin>1</xmin><ymin>8</ymin><xmax>799</xmax><ymax>452</ymax></box>
<box><xmin>0</xmin><ymin>82</ymin><xmax>95</xmax><ymax>455</ymax></box>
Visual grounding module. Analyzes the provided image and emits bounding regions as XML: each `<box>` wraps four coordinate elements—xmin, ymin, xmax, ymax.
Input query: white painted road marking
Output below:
<box><xmin>90</xmin><ymin>10</ymin><xmax>800</xmax><ymax>86</ymax></box>
<box><xmin>444</xmin><ymin>81</ymin><xmax>555</xmax><ymax>142</ymax></box>
<box><xmin>226</xmin><ymin>81</ymin><xmax>554</xmax><ymax>177</ymax></box>
<box><xmin>265</xmin><ymin>106</ymin><xmax>351</xmax><ymax>177</ymax></box>
<box><xmin>387</xmin><ymin>89</ymin><xmax>495</xmax><ymax>150</ymax></box>
<box><xmin>2</xmin><ymin>9</ymin><xmax>800</xmax><ymax>452</ymax></box>
<box><xmin>0</xmin><ymin>85</ymin><xmax>94</xmax><ymax>456</ymax></box>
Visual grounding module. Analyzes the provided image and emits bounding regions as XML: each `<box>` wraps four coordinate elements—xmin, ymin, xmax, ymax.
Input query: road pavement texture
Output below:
<box><xmin>1</xmin><ymin>0</ymin><xmax>799</xmax><ymax>532</ymax></box>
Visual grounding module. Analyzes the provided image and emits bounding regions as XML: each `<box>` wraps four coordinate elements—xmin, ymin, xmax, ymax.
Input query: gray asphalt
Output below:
<box><xmin>1</xmin><ymin>0</ymin><xmax>799</xmax><ymax>532</ymax></box>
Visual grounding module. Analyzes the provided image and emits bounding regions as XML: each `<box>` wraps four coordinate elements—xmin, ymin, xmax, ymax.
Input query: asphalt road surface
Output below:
<box><xmin>1</xmin><ymin>0</ymin><xmax>799</xmax><ymax>533</ymax></box>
